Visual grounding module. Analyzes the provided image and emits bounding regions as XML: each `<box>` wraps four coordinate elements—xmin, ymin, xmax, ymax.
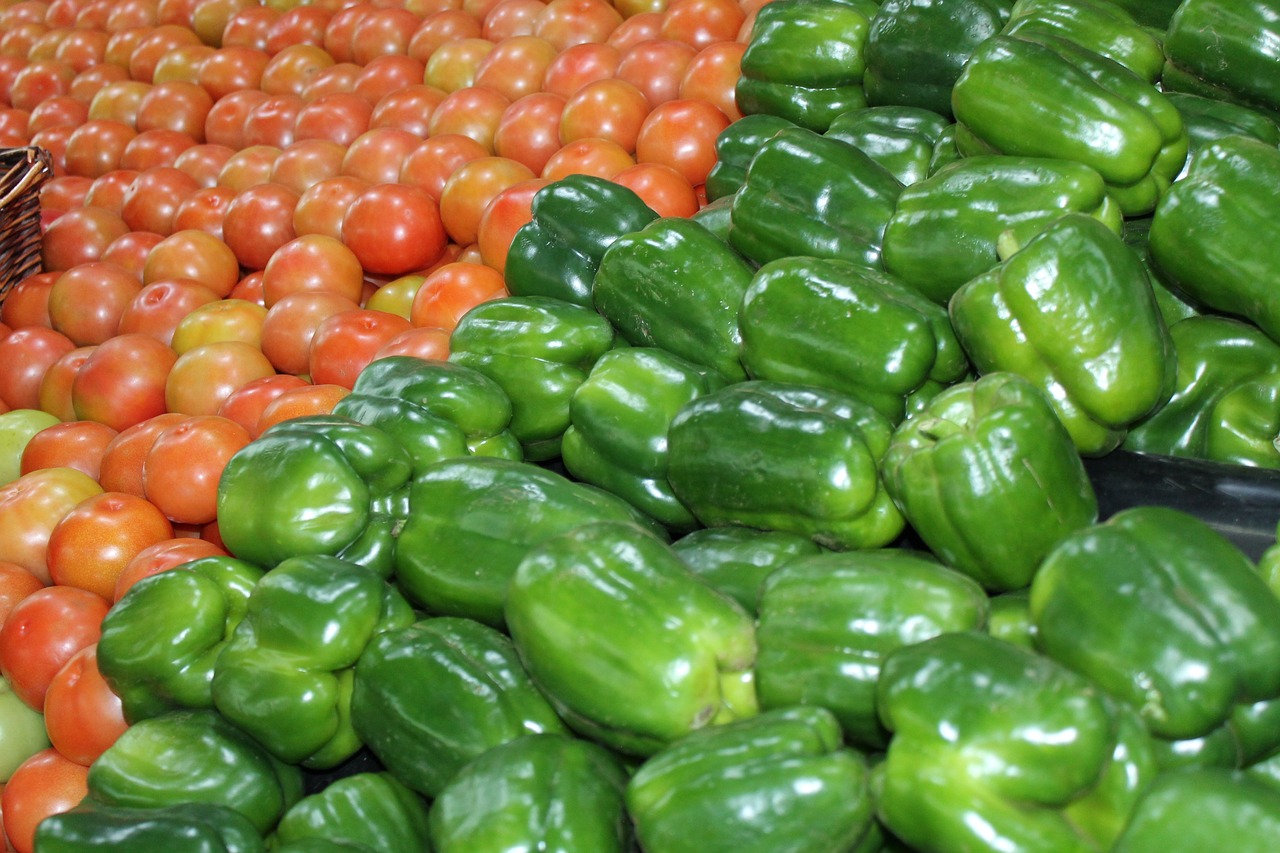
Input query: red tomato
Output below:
<box><xmin>215</xmin><ymin>143</ymin><xmax>282</xmax><ymax>193</ymax></box>
<box><xmin>37</xmin><ymin>346</ymin><xmax>95</xmax><ymax>424</ymax></box>
<box><xmin>423</xmin><ymin>36</ymin><xmax>494</xmax><ymax>93</ymax></box>
<box><xmin>533</xmin><ymin>0</ymin><xmax>622</xmax><ymax>50</ymax></box>
<box><xmin>68</xmin><ymin>64</ymin><xmax>131</xmax><ymax>104</ymax></box>
<box><xmin>269</xmin><ymin>138</ymin><xmax>346</xmax><ymax>196</ymax></box>
<box><xmin>493</xmin><ymin>92</ymin><xmax>566</xmax><ymax>176</ymax></box>
<box><xmin>292</xmin><ymin>174</ymin><xmax>369</xmax><ymax>240</ymax></box>
<box><xmin>260</xmin><ymin>43</ymin><xmax>335</xmax><ymax>98</ymax></box>
<box><xmin>242</xmin><ymin>92</ymin><xmax>303</xmax><ymax>149</ymax></box>
<box><xmin>475</xmin><ymin>176</ymin><xmax>548</xmax><ymax>273</ymax></box>
<box><xmin>113</xmin><ymin>536</ymin><xmax>227</xmax><ymax>602</ymax></box>
<box><xmin>173</xmin><ymin>143</ymin><xmax>237</xmax><ymax>189</ymax></box>
<box><xmin>617</xmin><ymin>38</ymin><xmax>696</xmax><ymax>108</ymax></box>
<box><xmin>128</xmin><ymin>24</ymin><xmax>204</xmax><ymax>84</ymax></box>
<box><xmin>541</xmin><ymin>136</ymin><xmax>635</xmax><ymax>180</ymax></box>
<box><xmin>61</xmin><ymin>120</ymin><xmax>135</xmax><ymax>181</ymax></box>
<box><xmin>163</xmin><ymin>341</ymin><xmax>276</xmax><ymax>417</ymax></box>
<box><xmin>202</xmin><ymin>88</ymin><xmax>269</xmax><ymax>150</ymax></box>
<box><xmin>259</xmin><ymin>291</ymin><xmax>362</xmax><ymax>376</ymax></box>
<box><xmin>42</xmin><ymin>645</ymin><xmax>128</xmax><ymax>767</ymax></box>
<box><xmin>81</xmin><ymin>170</ymin><xmax>140</xmax><ymax>216</ymax></box>
<box><xmin>298</xmin><ymin>61</ymin><xmax>363</xmax><ymax>101</ymax></box>
<box><xmin>18</xmin><ymin>421</ymin><xmax>117</xmax><ymax>481</ymax></box>
<box><xmin>120</xmin><ymin>166</ymin><xmax>201</xmax><ymax>236</ymax></box>
<box><xmin>558</xmin><ymin>76</ymin><xmax>650</xmax><ymax>153</ymax></box>
<box><xmin>43</xmin><ymin>263</ymin><xmax>140</xmax><ymax>349</ymax></box>
<box><xmin>190</xmin><ymin>0</ymin><xmax>258</xmax><ymax>46</ymax></box>
<box><xmin>221</xmin><ymin>5</ymin><xmax>282</xmax><ymax>51</ymax></box>
<box><xmin>0</xmin><ymin>562</ymin><xmax>46</xmax><ymax>628</ymax></box>
<box><xmin>143</xmin><ymin>414</ymin><xmax>251</xmax><ymax>524</ymax></box>
<box><xmin>1</xmin><ymin>748</ymin><xmax>90</xmax><ymax>853</ymax></box>
<box><xmin>410</xmin><ymin>261</ymin><xmax>509</xmax><ymax>331</ymax></box>
<box><xmin>540</xmin><ymin>41</ymin><xmax>619</xmax><ymax>99</ymax></box>
<box><xmin>373</xmin><ymin>326</ymin><xmax>452</xmax><ymax>361</ymax></box>
<box><xmin>474</xmin><ymin>35</ymin><xmax>558</xmax><ymax>102</ymax></box>
<box><xmin>353</xmin><ymin>54</ymin><xmax>426</xmax><ymax>105</ymax></box>
<box><xmin>407</xmin><ymin>9</ymin><xmax>482</xmax><ymax>65</ymax></box>
<box><xmin>634</xmin><ymin>97</ymin><xmax>730</xmax><ymax>187</ymax></box>
<box><xmin>97</xmin><ymin>412</ymin><xmax>187</xmax><ymax>499</ymax></box>
<box><xmin>438</xmin><ymin>155</ymin><xmax>535</xmax><ymax>246</ymax></box>
<box><xmin>40</xmin><ymin>206</ymin><xmax>130</xmax><ymax>272</ymax></box>
<box><xmin>0</xmin><ymin>274</ymin><xmax>58</xmax><ymax>331</ymax></box>
<box><xmin>0</xmin><ymin>585</ymin><xmax>108</xmax><ymax>711</ymax></box>
<box><xmin>0</xmin><ymin>328</ymin><xmax>76</xmax><ymax>412</ymax></box>
<box><xmin>399</xmin><ymin>133</ymin><xmax>488</xmax><ymax>201</ymax></box>
<box><xmin>659</xmin><ymin>0</ymin><xmax>744</xmax><ymax>48</ymax></box>
<box><xmin>343</xmin><ymin>126</ymin><xmax>425</xmax><ymax>187</ymax></box>
<box><xmin>293</xmin><ymin>92</ymin><xmax>372</xmax><ymax>147</ymax></box>
<box><xmin>141</xmin><ymin>230</ymin><xmax>241</xmax><ymax>298</ymax></box>
<box><xmin>426</xmin><ymin>84</ymin><xmax>510</xmax><ymax>153</ymax></box>
<box><xmin>341</xmin><ymin>183</ymin><xmax>447</xmax><ymax>276</ymax></box>
<box><xmin>115</xmin><ymin>279</ymin><xmax>222</xmax><ymax>347</ymax></box>
<box><xmin>308</xmin><ymin>308</ymin><xmax>412</xmax><ymax>388</ymax></box>
<box><xmin>482</xmin><ymin>0</ymin><xmax>545</xmax><ymax>41</ymax></box>
<box><xmin>221</xmin><ymin>181</ymin><xmax>300</xmax><ymax>271</ymax></box>
<box><xmin>37</xmin><ymin>177</ymin><xmax>91</xmax><ymax>217</ymax></box>
<box><xmin>99</xmin><ymin>232</ymin><xmax>165</xmax><ymax>282</ymax></box>
<box><xmin>215</xmin><ymin>373</ymin><xmax>309</xmax><ymax>437</ymax></box>
<box><xmin>265</xmin><ymin>4</ymin><xmax>333</xmax><ymax>53</ymax></box>
<box><xmin>136</xmin><ymin>81</ymin><xmax>213</xmax><ymax>142</ymax></box>
<box><xmin>254</xmin><ymin>383</ymin><xmax>349</xmax><ymax>435</ymax></box>
<box><xmin>368</xmin><ymin>83</ymin><xmax>446</xmax><ymax>138</ymax></box>
<box><xmin>197</xmin><ymin>45</ymin><xmax>269</xmax><ymax>101</ymax></box>
<box><xmin>45</xmin><ymin>490</ymin><xmax>174</xmax><ymax>601</ymax></box>
<box><xmin>678</xmin><ymin>39</ymin><xmax>744</xmax><ymax>121</ymax></box>
<box><xmin>170</xmin><ymin>299</ymin><xmax>268</xmax><ymax>355</ymax></box>
<box><xmin>71</xmin><ymin>333</ymin><xmax>178</xmax><ymax>433</ymax></box>
<box><xmin>261</xmin><ymin>233</ymin><xmax>366</xmax><ymax>308</ymax></box>
<box><xmin>606</xmin><ymin>9</ymin><xmax>663</xmax><ymax>46</ymax></box>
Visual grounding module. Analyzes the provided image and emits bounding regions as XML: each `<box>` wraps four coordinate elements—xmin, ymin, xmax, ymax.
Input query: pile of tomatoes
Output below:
<box><xmin>0</xmin><ymin>0</ymin><xmax>759</xmax><ymax>848</ymax></box>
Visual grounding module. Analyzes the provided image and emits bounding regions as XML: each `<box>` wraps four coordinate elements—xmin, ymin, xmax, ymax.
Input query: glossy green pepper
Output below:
<box><xmin>1103</xmin><ymin>0</ymin><xmax>1181</xmax><ymax>28</ymax></box>
<box><xmin>332</xmin><ymin>355</ymin><xmax>522</xmax><ymax>473</ymax></box>
<box><xmin>1031</xmin><ymin>507</ymin><xmax>1280</xmax><ymax>752</ymax></box>
<box><xmin>863</xmin><ymin>0</ymin><xmax>1012</xmax><ymax>118</ymax></box>
<box><xmin>1120</xmin><ymin>216</ymin><xmax>1200</xmax><ymax>326</ymax></box>
<box><xmin>755</xmin><ymin>549</ymin><xmax>988</xmax><ymax>748</ymax></box>
<box><xmin>394</xmin><ymin>456</ymin><xmax>663</xmax><ymax>627</ymax></box>
<box><xmin>950</xmin><ymin>213</ymin><xmax>1176</xmax><ymax>455</ymax></box>
<box><xmin>703</xmin><ymin>113</ymin><xmax>795</xmax><ymax>202</ymax></box>
<box><xmin>85</xmin><ymin>710</ymin><xmax>304</xmax><ymax>835</ymax></box>
<box><xmin>874</xmin><ymin>631</ymin><xmax>1158</xmax><ymax>853</ymax></box>
<box><xmin>671</xmin><ymin>526</ymin><xmax>823</xmax><ymax>615</ymax></box>
<box><xmin>735</xmin><ymin>0</ymin><xmax>875</xmax><ymax>131</ymax></box>
<box><xmin>271</xmin><ymin>773</ymin><xmax>431</xmax><ymax>853</ymax></box>
<box><xmin>448</xmin><ymin>295</ymin><xmax>618</xmax><ymax>460</ymax></box>
<box><xmin>1002</xmin><ymin>0</ymin><xmax>1164</xmax><ymax>82</ymax></box>
<box><xmin>1147</xmin><ymin>136</ymin><xmax>1280</xmax><ymax>345</ymax></box>
<box><xmin>593</xmin><ymin>216</ymin><xmax>754</xmax><ymax>383</ymax></box>
<box><xmin>726</xmin><ymin>127</ymin><xmax>902</xmax><ymax>269</ymax></box>
<box><xmin>1123</xmin><ymin>315</ymin><xmax>1280</xmax><ymax>468</ymax></box>
<box><xmin>211</xmin><ymin>555</ymin><xmax>414</xmax><ymax>769</ymax></box>
<box><xmin>33</xmin><ymin>802</ymin><xmax>265</xmax><ymax>853</ymax></box>
<box><xmin>951</xmin><ymin>32</ymin><xmax>1188</xmax><ymax>215</ymax></box>
<box><xmin>503</xmin><ymin>174</ymin><xmax>658</xmax><ymax>307</ymax></box>
<box><xmin>428</xmin><ymin>734</ymin><xmax>632</xmax><ymax>853</ymax></box>
<box><xmin>96</xmin><ymin>556</ymin><xmax>263</xmax><ymax>723</ymax></box>
<box><xmin>350</xmin><ymin>616</ymin><xmax>568</xmax><ymax>798</ymax></box>
<box><xmin>626</xmin><ymin>706</ymin><xmax>876</xmax><ymax>853</ymax></box>
<box><xmin>1166</xmin><ymin>92</ymin><xmax>1280</xmax><ymax>174</ymax></box>
<box><xmin>505</xmin><ymin>520</ymin><xmax>758</xmax><ymax>757</ymax></box>
<box><xmin>881</xmin><ymin>154</ymin><xmax>1123</xmax><ymax>303</ymax></box>
<box><xmin>215</xmin><ymin>415</ymin><xmax>413</xmax><ymax>574</ymax></box>
<box><xmin>823</xmin><ymin>105</ymin><xmax>953</xmax><ymax>187</ymax></box>
<box><xmin>739</xmin><ymin>256</ymin><xmax>968</xmax><ymax>424</ymax></box>
<box><xmin>561</xmin><ymin>347</ymin><xmax>726</xmax><ymax>533</ymax></box>
<box><xmin>667</xmin><ymin>381</ymin><xmax>904</xmax><ymax>551</ymax></box>
<box><xmin>1114</xmin><ymin>768</ymin><xmax>1280</xmax><ymax>851</ymax></box>
<box><xmin>883</xmin><ymin>373</ymin><xmax>1098</xmax><ymax>591</ymax></box>
<box><xmin>1162</xmin><ymin>0</ymin><xmax>1280</xmax><ymax>120</ymax></box>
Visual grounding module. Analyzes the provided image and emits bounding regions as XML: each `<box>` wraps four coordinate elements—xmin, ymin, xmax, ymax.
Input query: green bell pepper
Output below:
<box><xmin>626</xmin><ymin>706</ymin><xmax>876</xmax><ymax>853</ymax></box>
<box><xmin>215</xmin><ymin>415</ymin><xmax>413</xmax><ymax>575</ymax></box>
<box><xmin>823</xmin><ymin>105</ymin><xmax>953</xmax><ymax>187</ymax></box>
<box><xmin>86</xmin><ymin>709</ymin><xmax>304</xmax><ymax>835</ymax></box>
<box><xmin>755</xmin><ymin>549</ymin><xmax>988</xmax><ymax>749</ymax></box>
<box><xmin>394</xmin><ymin>456</ymin><xmax>663</xmax><ymax>627</ymax></box>
<box><xmin>503</xmin><ymin>174</ymin><xmax>658</xmax><ymax>307</ymax></box>
<box><xmin>667</xmin><ymin>381</ymin><xmax>904</xmax><ymax>551</ymax></box>
<box><xmin>1147</xmin><ymin>136</ymin><xmax>1280</xmax><ymax>346</ymax></box>
<box><xmin>331</xmin><ymin>355</ymin><xmax>521</xmax><ymax>473</ymax></box>
<box><xmin>0</xmin><ymin>675</ymin><xmax>49</xmax><ymax>783</ymax></box>
<box><xmin>874</xmin><ymin>631</ymin><xmax>1158</xmax><ymax>853</ymax></box>
<box><xmin>1113</xmin><ymin>768</ymin><xmax>1280</xmax><ymax>852</ymax></box>
<box><xmin>739</xmin><ymin>256</ymin><xmax>968</xmax><ymax>424</ymax></box>
<box><xmin>350</xmin><ymin>616</ymin><xmax>568</xmax><ymax>798</ymax></box>
<box><xmin>1103</xmin><ymin>0</ymin><xmax>1181</xmax><ymax>28</ymax></box>
<box><xmin>1166</xmin><ymin>92</ymin><xmax>1280</xmax><ymax>175</ymax></box>
<box><xmin>703</xmin><ymin>113</ymin><xmax>795</xmax><ymax>202</ymax></box>
<box><xmin>671</xmin><ymin>526</ymin><xmax>823</xmax><ymax>614</ymax></box>
<box><xmin>863</xmin><ymin>0</ymin><xmax>1012</xmax><ymax>118</ymax></box>
<box><xmin>1002</xmin><ymin>0</ymin><xmax>1164</xmax><ymax>83</ymax></box>
<box><xmin>1030</xmin><ymin>507</ymin><xmax>1280</xmax><ymax>752</ymax></box>
<box><xmin>505</xmin><ymin>520</ymin><xmax>758</xmax><ymax>757</ymax></box>
<box><xmin>593</xmin><ymin>217</ymin><xmax>754</xmax><ymax>384</ymax></box>
<box><xmin>735</xmin><ymin>0</ymin><xmax>876</xmax><ymax>131</ymax></box>
<box><xmin>97</xmin><ymin>556</ymin><xmax>263</xmax><ymax>723</ymax></box>
<box><xmin>726</xmin><ymin>127</ymin><xmax>903</xmax><ymax>269</ymax></box>
<box><xmin>950</xmin><ymin>213</ymin><xmax>1176</xmax><ymax>456</ymax></box>
<box><xmin>448</xmin><ymin>295</ymin><xmax>618</xmax><ymax>460</ymax></box>
<box><xmin>561</xmin><ymin>347</ymin><xmax>726</xmax><ymax>533</ymax></box>
<box><xmin>1120</xmin><ymin>215</ymin><xmax>1200</xmax><ymax>327</ymax></box>
<box><xmin>428</xmin><ymin>734</ymin><xmax>632</xmax><ymax>853</ymax></box>
<box><xmin>33</xmin><ymin>802</ymin><xmax>265</xmax><ymax>853</ymax></box>
<box><xmin>211</xmin><ymin>555</ymin><xmax>414</xmax><ymax>769</ymax></box>
<box><xmin>1123</xmin><ymin>315</ymin><xmax>1280</xmax><ymax>468</ymax></box>
<box><xmin>1162</xmin><ymin>0</ymin><xmax>1280</xmax><ymax>120</ymax></box>
<box><xmin>986</xmin><ymin>589</ymin><xmax>1035</xmax><ymax>649</ymax></box>
<box><xmin>882</xmin><ymin>372</ymin><xmax>1099</xmax><ymax>591</ymax></box>
<box><xmin>951</xmin><ymin>32</ymin><xmax>1188</xmax><ymax>215</ymax></box>
<box><xmin>271</xmin><ymin>773</ymin><xmax>431</xmax><ymax>853</ymax></box>
<box><xmin>881</xmin><ymin>154</ymin><xmax>1123</xmax><ymax>303</ymax></box>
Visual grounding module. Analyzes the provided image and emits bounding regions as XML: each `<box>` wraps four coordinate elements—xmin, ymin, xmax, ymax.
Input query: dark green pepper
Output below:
<box><xmin>1103</xmin><ymin>0</ymin><xmax>1181</xmax><ymax>28</ymax></box>
<box><xmin>1113</xmin><ymin>768</ymin><xmax>1280</xmax><ymax>851</ymax></box>
<box><xmin>1002</xmin><ymin>0</ymin><xmax>1164</xmax><ymax>83</ymax></box>
<box><xmin>823</xmin><ymin>105</ymin><xmax>953</xmax><ymax>186</ymax></box>
<box><xmin>271</xmin><ymin>773</ymin><xmax>431</xmax><ymax>853</ymax></box>
<box><xmin>671</xmin><ymin>526</ymin><xmax>823</xmax><ymax>615</ymax></box>
<box><xmin>33</xmin><ymin>802</ymin><xmax>264</xmax><ymax>853</ymax></box>
<box><xmin>1161</xmin><ymin>0</ymin><xmax>1280</xmax><ymax>120</ymax></box>
<box><xmin>1166</xmin><ymin>92</ymin><xmax>1280</xmax><ymax>173</ymax></box>
<box><xmin>703</xmin><ymin>113</ymin><xmax>795</xmax><ymax>202</ymax></box>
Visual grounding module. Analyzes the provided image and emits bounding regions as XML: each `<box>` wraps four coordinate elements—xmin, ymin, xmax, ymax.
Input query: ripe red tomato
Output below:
<box><xmin>170</xmin><ymin>299</ymin><xmax>269</xmax><ymax>355</ymax></box>
<box><xmin>410</xmin><ymin>261</ymin><xmax>509</xmax><ymax>331</ymax></box>
<box><xmin>408</xmin><ymin>10</ymin><xmax>482</xmax><ymax>65</ymax></box>
<box><xmin>40</xmin><ymin>206</ymin><xmax>130</xmax><ymax>272</ymax></box>
<box><xmin>292</xmin><ymin>174</ymin><xmax>369</xmax><ymax>240</ymax></box>
<box><xmin>373</xmin><ymin>326</ymin><xmax>452</xmax><ymax>361</ymax></box>
<box><xmin>0</xmin><ymin>468</ymin><xmax>103</xmax><ymax>585</ymax></box>
<box><xmin>541</xmin><ymin>136</ymin><xmax>635</xmax><ymax>180</ymax></box>
<box><xmin>399</xmin><ymin>133</ymin><xmax>488</xmax><ymax>201</ymax></box>
<box><xmin>173</xmin><ymin>143</ymin><xmax>237</xmax><ymax>189</ymax></box>
<box><xmin>341</xmin><ymin>182</ymin><xmax>447</xmax><ymax>276</ymax></box>
<box><xmin>115</xmin><ymin>279</ymin><xmax>223</xmax><ymax>347</ymax></box>
<box><xmin>634</xmin><ymin>97</ymin><xmax>730</xmax><ymax>187</ymax></box>
<box><xmin>0</xmin><ymin>273</ymin><xmax>58</xmax><ymax>331</ymax></box>
<box><xmin>493</xmin><ymin>92</ymin><xmax>567</xmax><ymax>176</ymax></box>
<box><xmin>424</xmin><ymin>36</ymin><xmax>494</xmax><ymax>93</ymax></box>
<box><xmin>678</xmin><ymin>39</ymin><xmax>745</xmax><ymax>121</ymax></box>
<box><xmin>0</xmin><ymin>328</ymin><xmax>77</xmax><ymax>412</ymax></box>
<box><xmin>475</xmin><ymin>176</ymin><xmax>548</xmax><ymax>273</ymax></box>
<box><xmin>474</xmin><ymin>35</ymin><xmax>559</xmax><ymax>102</ymax></box>
<box><xmin>612</xmin><ymin>161</ymin><xmax>699</xmax><ymax>218</ymax></box>
<box><xmin>254</xmin><ymin>383</ymin><xmax>349</xmax><ymax>435</ymax></box>
<box><xmin>221</xmin><ymin>181</ymin><xmax>300</xmax><ymax>270</ymax></box>
<box><xmin>71</xmin><ymin>333</ymin><xmax>178</xmax><ymax>433</ymax></box>
<box><xmin>45</xmin><ymin>490</ymin><xmax>174</xmax><ymax>601</ymax></box>
<box><xmin>353</xmin><ymin>54</ymin><xmax>426</xmax><ymax>105</ymax></box>
<box><xmin>341</xmin><ymin>126</ymin><xmax>423</xmax><ymax>185</ymax></box>
<box><xmin>0</xmin><ymin>561</ymin><xmax>46</xmax><ymax>628</ymax></box>
<box><xmin>113</xmin><ymin>536</ymin><xmax>227</xmax><ymax>602</ymax></box>
<box><xmin>42</xmin><ymin>645</ymin><xmax>129</xmax><ymax>767</ymax></box>
<box><xmin>262</xmin><ymin>233</ymin><xmax>366</xmax><ymax>308</ymax></box>
<box><xmin>308</xmin><ymin>308</ymin><xmax>413</xmax><ymax>388</ymax></box>
<box><xmin>215</xmin><ymin>373</ymin><xmax>309</xmax><ymax>437</ymax></box>
<box><xmin>120</xmin><ymin>166</ymin><xmax>201</xmax><ymax>236</ymax></box>
<box><xmin>37</xmin><ymin>346</ymin><xmax>96</xmax><ymax>424</ymax></box>
<box><xmin>439</xmin><ymin>155</ymin><xmax>535</xmax><ymax>247</ymax></box>
<box><xmin>260</xmin><ymin>43</ymin><xmax>335</xmax><ymax>98</ymax></box>
<box><xmin>659</xmin><ymin>0</ymin><xmax>745</xmax><ymax>49</ymax></box>
<box><xmin>216</xmin><ymin>143</ymin><xmax>283</xmax><ymax>193</ymax></box>
<box><xmin>616</xmin><ymin>38</ymin><xmax>696</xmax><ymax>108</ymax></box>
<box><xmin>100</xmin><ymin>232</ymin><xmax>165</xmax><ymax>281</ymax></box>
<box><xmin>540</xmin><ymin>41</ymin><xmax>619</xmax><ymax>99</ymax></box>
<box><xmin>242</xmin><ymin>92</ymin><xmax>304</xmax><ymax>149</ymax></box>
<box><xmin>46</xmin><ymin>262</ymin><xmax>143</xmax><ymax>347</ymax></box>
<box><xmin>1</xmin><ymin>748</ymin><xmax>91</xmax><ymax>853</ymax></box>
<box><xmin>83</xmin><ymin>169</ymin><xmax>141</xmax><ymax>216</ymax></box>
<box><xmin>0</xmin><ymin>585</ymin><xmax>109</xmax><ymax>711</ymax></box>
<box><xmin>368</xmin><ymin>83</ymin><xmax>446</xmax><ymax>137</ymax></box>
<box><xmin>481</xmin><ymin>0</ymin><xmax>545</xmax><ymax>41</ymax></box>
<box><xmin>163</xmin><ymin>341</ymin><xmax>276</xmax><ymax>417</ymax></box>
<box><xmin>18</xmin><ymin>421</ymin><xmax>118</xmax><ymax>482</ymax></box>
<box><xmin>97</xmin><ymin>412</ymin><xmax>187</xmax><ymax>499</ymax></box>
<box><xmin>143</xmin><ymin>414</ymin><xmax>252</xmax><ymax>524</ymax></box>
<box><xmin>260</xmin><ymin>290</ymin><xmax>362</xmax><ymax>375</ymax></box>
<box><xmin>349</xmin><ymin>6</ymin><xmax>419</xmax><ymax>65</ymax></box>
<box><xmin>142</xmin><ymin>229</ymin><xmax>243</xmax><ymax>298</ymax></box>
<box><xmin>533</xmin><ymin>0</ymin><xmax>623</xmax><ymax>51</ymax></box>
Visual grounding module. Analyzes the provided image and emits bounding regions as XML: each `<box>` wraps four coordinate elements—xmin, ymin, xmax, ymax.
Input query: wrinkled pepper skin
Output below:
<box><xmin>667</xmin><ymin>381</ymin><xmax>905</xmax><ymax>551</ymax></box>
<box><xmin>874</xmin><ymin>632</ymin><xmax>1158</xmax><ymax>853</ymax></box>
<box><xmin>671</xmin><ymin>526</ymin><xmax>823</xmax><ymax>614</ymax></box>
<box><xmin>823</xmin><ymin>105</ymin><xmax>953</xmax><ymax>187</ymax></box>
<box><xmin>215</xmin><ymin>415</ymin><xmax>413</xmax><ymax>575</ymax></box>
<box><xmin>1162</xmin><ymin>0</ymin><xmax>1280</xmax><ymax>120</ymax></box>
<box><xmin>211</xmin><ymin>555</ymin><xmax>415</xmax><ymax>769</ymax></box>
<box><xmin>86</xmin><ymin>710</ymin><xmax>304</xmax><ymax>835</ymax></box>
<box><xmin>703</xmin><ymin>114</ymin><xmax>795</xmax><ymax>202</ymax></box>
<box><xmin>1123</xmin><ymin>315</ymin><xmax>1280</xmax><ymax>469</ymax></box>
<box><xmin>97</xmin><ymin>556</ymin><xmax>263</xmax><ymax>723</ymax></box>
<box><xmin>561</xmin><ymin>348</ymin><xmax>726</xmax><ymax>533</ymax></box>
<box><xmin>1002</xmin><ymin>0</ymin><xmax>1164</xmax><ymax>83</ymax></box>
<box><xmin>727</xmin><ymin>127</ymin><xmax>902</xmax><ymax>269</ymax></box>
<box><xmin>505</xmin><ymin>520</ymin><xmax>759</xmax><ymax>757</ymax></box>
<box><xmin>1147</xmin><ymin>136</ymin><xmax>1280</xmax><ymax>345</ymax></box>
<box><xmin>33</xmin><ymin>802</ymin><xmax>265</xmax><ymax>853</ymax></box>
<box><xmin>448</xmin><ymin>296</ymin><xmax>618</xmax><ymax>460</ymax></box>
<box><xmin>1113</xmin><ymin>768</ymin><xmax>1280</xmax><ymax>852</ymax></box>
<box><xmin>332</xmin><ymin>355</ymin><xmax>522</xmax><ymax>473</ymax></box>
<box><xmin>1030</xmin><ymin>507</ymin><xmax>1280</xmax><ymax>750</ymax></box>
<box><xmin>626</xmin><ymin>707</ymin><xmax>875</xmax><ymax>853</ymax></box>
<box><xmin>271</xmin><ymin>773</ymin><xmax>431</xmax><ymax>853</ymax></box>
<box><xmin>428</xmin><ymin>734</ymin><xmax>632</xmax><ymax>853</ymax></box>
<box><xmin>503</xmin><ymin>175</ymin><xmax>658</xmax><ymax>307</ymax></box>
<box><xmin>350</xmin><ymin>616</ymin><xmax>568</xmax><ymax>798</ymax></box>
<box><xmin>735</xmin><ymin>0</ymin><xmax>876</xmax><ymax>131</ymax></box>
<box><xmin>883</xmin><ymin>373</ymin><xmax>1098</xmax><ymax>591</ymax></box>
<box><xmin>951</xmin><ymin>33</ymin><xmax>1188</xmax><ymax>215</ymax></box>
<box><xmin>863</xmin><ymin>0</ymin><xmax>1012</xmax><ymax>118</ymax></box>
<box><xmin>881</xmin><ymin>155</ymin><xmax>1122</xmax><ymax>303</ymax></box>
<box><xmin>950</xmin><ymin>213</ymin><xmax>1176</xmax><ymax>456</ymax></box>
<box><xmin>593</xmin><ymin>217</ymin><xmax>754</xmax><ymax>383</ymax></box>
<box><xmin>740</xmin><ymin>256</ymin><xmax>968</xmax><ymax>425</ymax></box>
<box><xmin>394</xmin><ymin>456</ymin><xmax>663</xmax><ymax>627</ymax></box>
<box><xmin>755</xmin><ymin>549</ymin><xmax>988</xmax><ymax>749</ymax></box>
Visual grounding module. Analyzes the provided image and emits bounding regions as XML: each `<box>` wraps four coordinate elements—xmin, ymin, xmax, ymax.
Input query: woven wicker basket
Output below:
<box><xmin>0</xmin><ymin>146</ymin><xmax>52</xmax><ymax>305</ymax></box>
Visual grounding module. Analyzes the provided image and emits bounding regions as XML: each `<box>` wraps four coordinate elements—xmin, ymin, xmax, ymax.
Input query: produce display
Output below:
<box><xmin>0</xmin><ymin>0</ymin><xmax>1279</xmax><ymax>851</ymax></box>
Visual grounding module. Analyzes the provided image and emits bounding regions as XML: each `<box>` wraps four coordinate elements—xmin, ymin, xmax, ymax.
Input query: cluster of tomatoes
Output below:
<box><xmin>0</xmin><ymin>0</ymin><xmax>760</xmax><ymax>847</ymax></box>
